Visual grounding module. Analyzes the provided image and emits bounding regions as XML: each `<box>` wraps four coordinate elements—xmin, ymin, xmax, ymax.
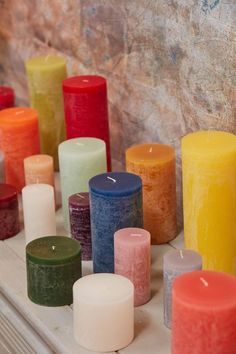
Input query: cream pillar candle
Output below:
<box><xmin>73</xmin><ymin>273</ymin><xmax>134</xmax><ymax>352</ymax></box>
<box><xmin>24</xmin><ymin>154</ymin><xmax>54</xmax><ymax>186</ymax></box>
<box><xmin>22</xmin><ymin>184</ymin><xmax>56</xmax><ymax>244</ymax></box>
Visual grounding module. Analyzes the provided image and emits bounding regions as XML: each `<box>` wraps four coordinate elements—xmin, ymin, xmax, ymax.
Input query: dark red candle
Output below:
<box><xmin>0</xmin><ymin>183</ymin><xmax>20</xmax><ymax>240</ymax></box>
<box><xmin>0</xmin><ymin>87</ymin><xmax>14</xmax><ymax>110</ymax></box>
<box><xmin>62</xmin><ymin>75</ymin><xmax>111</xmax><ymax>171</ymax></box>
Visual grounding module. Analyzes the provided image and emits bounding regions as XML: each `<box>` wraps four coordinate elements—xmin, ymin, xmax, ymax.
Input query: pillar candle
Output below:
<box><xmin>0</xmin><ymin>87</ymin><xmax>14</xmax><ymax>110</ymax></box>
<box><xmin>27</xmin><ymin>236</ymin><xmax>81</xmax><ymax>306</ymax></box>
<box><xmin>73</xmin><ymin>273</ymin><xmax>134</xmax><ymax>352</ymax></box>
<box><xmin>114</xmin><ymin>227</ymin><xmax>151</xmax><ymax>306</ymax></box>
<box><xmin>69</xmin><ymin>192</ymin><xmax>92</xmax><ymax>260</ymax></box>
<box><xmin>172</xmin><ymin>270</ymin><xmax>236</xmax><ymax>354</ymax></box>
<box><xmin>0</xmin><ymin>183</ymin><xmax>20</xmax><ymax>240</ymax></box>
<box><xmin>182</xmin><ymin>131</ymin><xmax>236</xmax><ymax>274</ymax></box>
<box><xmin>59</xmin><ymin>137</ymin><xmax>107</xmax><ymax>231</ymax></box>
<box><xmin>0</xmin><ymin>108</ymin><xmax>40</xmax><ymax>191</ymax></box>
<box><xmin>22</xmin><ymin>184</ymin><xmax>56</xmax><ymax>244</ymax></box>
<box><xmin>62</xmin><ymin>75</ymin><xmax>111</xmax><ymax>171</ymax></box>
<box><xmin>24</xmin><ymin>154</ymin><xmax>54</xmax><ymax>187</ymax></box>
<box><xmin>0</xmin><ymin>151</ymin><xmax>5</xmax><ymax>182</ymax></box>
<box><xmin>89</xmin><ymin>172</ymin><xmax>143</xmax><ymax>273</ymax></box>
<box><xmin>163</xmin><ymin>249</ymin><xmax>202</xmax><ymax>329</ymax></box>
<box><xmin>26</xmin><ymin>55</ymin><xmax>67</xmax><ymax>170</ymax></box>
<box><xmin>126</xmin><ymin>143</ymin><xmax>177</xmax><ymax>244</ymax></box>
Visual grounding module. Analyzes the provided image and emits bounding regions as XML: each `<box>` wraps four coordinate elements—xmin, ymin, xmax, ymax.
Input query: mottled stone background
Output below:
<box><xmin>0</xmin><ymin>0</ymin><xmax>235</xmax><ymax>227</ymax></box>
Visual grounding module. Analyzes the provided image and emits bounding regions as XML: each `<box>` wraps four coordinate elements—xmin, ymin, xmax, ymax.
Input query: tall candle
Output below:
<box><xmin>114</xmin><ymin>227</ymin><xmax>151</xmax><ymax>306</ymax></box>
<box><xmin>126</xmin><ymin>143</ymin><xmax>177</xmax><ymax>244</ymax></box>
<box><xmin>172</xmin><ymin>270</ymin><xmax>236</xmax><ymax>354</ymax></box>
<box><xmin>0</xmin><ymin>183</ymin><xmax>20</xmax><ymax>240</ymax></box>
<box><xmin>73</xmin><ymin>273</ymin><xmax>134</xmax><ymax>352</ymax></box>
<box><xmin>59</xmin><ymin>137</ymin><xmax>107</xmax><ymax>231</ymax></box>
<box><xmin>62</xmin><ymin>75</ymin><xmax>111</xmax><ymax>171</ymax></box>
<box><xmin>69</xmin><ymin>192</ymin><xmax>92</xmax><ymax>260</ymax></box>
<box><xmin>0</xmin><ymin>108</ymin><xmax>40</xmax><ymax>191</ymax></box>
<box><xmin>22</xmin><ymin>184</ymin><xmax>56</xmax><ymax>244</ymax></box>
<box><xmin>26</xmin><ymin>55</ymin><xmax>67</xmax><ymax>170</ymax></box>
<box><xmin>163</xmin><ymin>249</ymin><xmax>202</xmax><ymax>329</ymax></box>
<box><xmin>24</xmin><ymin>154</ymin><xmax>54</xmax><ymax>187</ymax></box>
<box><xmin>182</xmin><ymin>131</ymin><xmax>236</xmax><ymax>274</ymax></box>
<box><xmin>0</xmin><ymin>87</ymin><xmax>14</xmax><ymax>110</ymax></box>
<box><xmin>27</xmin><ymin>236</ymin><xmax>81</xmax><ymax>306</ymax></box>
<box><xmin>0</xmin><ymin>151</ymin><xmax>5</xmax><ymax>182</ymax></box>
<box><xmin>89</xmin><ymin>172</ymin><xmax>143</xmax><ymax>273</ymax></box>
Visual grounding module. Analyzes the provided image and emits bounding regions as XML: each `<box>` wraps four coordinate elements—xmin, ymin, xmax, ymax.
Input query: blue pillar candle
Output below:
<box><xmin>89</xmin><ymin>172</ymin><xmax>143</xmax><ymax>273</ymax></box>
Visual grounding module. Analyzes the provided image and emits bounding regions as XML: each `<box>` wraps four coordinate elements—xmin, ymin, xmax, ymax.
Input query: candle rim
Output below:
<box><xmin>59</xmin><ymin>137</ymin><xmax>106</xmax><ymax>156</ymax></box>
<box><xmin>163</xmin><ymin>249</ymin><xmax>202</xmax><ymax>271</ymax></box>
<box><xmin>26</xmin><ymin>55</ymin><xmax>66</xmax><ymax>71</ymax></box>
<box><xmin>0</xmin><ymin>107</ymin><xmax>38</xmax><ymax>127</ymax></box>
<box><xmin>0</xmin><ymin>183</ymin><xmax>17</xmax><ymax>202</ymax></box>
<box><xmin>126</xmin><ymin>143</ymin><xmax>175</xmax><ymax>165</ymax></box>
<box><xmin>63</xmin><ymin>75</ymin><xmax>106</xmax><ymax>93</ymax></box>
<box><xmin>114</xmin><ymin>227</ymin><xmax>150</xmax><ymax>245</ymax></box>
<box><xmin>69</xmin><ymin>192</ymin><xmax>90</xmax><ymax>206</ymax></box>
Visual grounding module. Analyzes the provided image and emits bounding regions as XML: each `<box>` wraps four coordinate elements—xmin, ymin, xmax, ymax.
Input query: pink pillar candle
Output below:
<box><xmin>0</xmin><ymin>183</ymin><xmax>20</xmax><ymax>240</ymax></box>
<box><xmin>114</xmin><ymin>227</ymin><xmax>151</xmax><ymax>306</ymax></box>
<box><xmin>172</xmin><ymin>270</ymin><xmax>236</xmax><ymax>354</ymax></box>
<box><xmin>24</xmin><ymin>154</ymin><xmax>54</xmax><ymax>187</ymax></box>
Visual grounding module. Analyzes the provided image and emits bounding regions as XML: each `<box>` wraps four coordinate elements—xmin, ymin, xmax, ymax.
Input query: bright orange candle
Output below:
<box><xmin>24</xmin><ymin>154</ymin><xmax>54</xmax><ymax>187</ymax></box>
<box><xmin>126</xmin><ymin>143</ymin><xmax>177</xmax><ymax>244</ymax></box>
<box><xmin>0</xmin><ymin>108</ymin><xmax>40</xmax><ymax>191</ymax></box>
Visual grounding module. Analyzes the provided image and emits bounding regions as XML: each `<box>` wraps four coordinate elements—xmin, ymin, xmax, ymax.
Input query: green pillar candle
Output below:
<box><xmin>26</xmin><ymin>236</ymin><xmax>81</xmax><ymax>306</ymax></box>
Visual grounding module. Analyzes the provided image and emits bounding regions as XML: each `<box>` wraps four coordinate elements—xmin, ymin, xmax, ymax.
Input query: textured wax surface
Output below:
<box><xmin>0</xmin><ymin>192</ymin><xmax>19</xmax><ymax>240</ymax></box>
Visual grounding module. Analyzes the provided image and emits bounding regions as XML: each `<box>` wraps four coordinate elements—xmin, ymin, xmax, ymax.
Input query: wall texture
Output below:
<box><xmin>0</xmin><ymin>0</ymin><xmax>235</xmax><ymax>226</ymax></box>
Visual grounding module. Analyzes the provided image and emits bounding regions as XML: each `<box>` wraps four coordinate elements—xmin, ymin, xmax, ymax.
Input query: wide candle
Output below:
<box><xmin>182</xmin><ymin>131</ymin><xmax>236</xmax><ymax>274</ymax></box>
<box><xmin>172</xmin><ymin>270</ymin><xmax>236</xmax><ymax>354</ymax></box>
<box><xmin>126</xmin><ymin>143</ymin><xmax>177</xmax><ymax>244</ymax></box>
<box><xmin>27</xmin><ymin>236</ymin><xmax>81</xmax><ymax>306</ymax></box>
<box><xmin>24</xmin><ymin>154</ymin><xmax>54</xmax><ymax>187</ymax></box>
<box><xmin>163</xmin><ymin>249</ymin><xmax>202</xmax><ymax>329</ymax></box>
<box><xmin>0</xmin><ymin>183</ymin><xmax>20</xmax><ymax>240</ymax></box>
<box><xmin>114</xmin><ymin>227</ymin><xmax>151</xmax><ymax>306</ymax></box>
<box><xmin>0</xmin><ymin>87</ymin><xmax>14</xmax><ymax>110</ymax></box>
<box><xmin>59</xmin><ymin>137</ymin><xmax>107</xmax><ymax>231</ymax></box>
<box><xmin>73</xmin><ymin>273</ymin><xmax>134</xmax><ymax>352</ymax></box>
<box><xmin>26</xmin><ymin>55</ymin><xmax>67</xmax><ymax>170</ymax></box>
<box><xmin>0</xmin><ymin>107</ymin><xmax>40</xmax><ymax>191</ymax></box>
<box><xmin>62</xmin><ymin>75</ymin><xmax>111</xmax><ymax>170</ymax></box>
<box><xmin>89</xmin><ymin>172</ymin><xmax>143</xmax><ymax>273</ymax></box>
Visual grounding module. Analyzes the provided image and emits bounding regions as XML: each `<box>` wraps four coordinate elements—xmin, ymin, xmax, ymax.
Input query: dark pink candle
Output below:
<box><xmin>0</xmin><ymin>87</ymin><xmax>14</xmax><ymax>110</ymax></box>
<box><xmin>0</xmin><ymin>183</ymin><xmax>20</xmax><ymax>240</ymax></box>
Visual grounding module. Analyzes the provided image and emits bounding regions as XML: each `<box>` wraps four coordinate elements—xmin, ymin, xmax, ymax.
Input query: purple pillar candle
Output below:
<box><xmin>0</xmin><ymin>183</ymin><xmax>20</xmax><ymax>240</ymax></box>
<box><xmin>69</xmin><ymin>192</ymin><xmax>92</xmax><ymax>260</ymax></box>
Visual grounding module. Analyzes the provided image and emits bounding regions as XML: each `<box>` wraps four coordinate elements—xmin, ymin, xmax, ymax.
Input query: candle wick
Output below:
<box><xmin>130</xmin><ymin>233</ymin><xmax>142</xmax><ymax>237</ymax></box>
<box><xmin>107</xmin><ymin>176</ymin><xmax>116</xmax><ymax>183</ymax></box>
<box><xmin>180</xmin><ymin>250</ymin><xmax>184</xmax><ymax>259</ymax></box>
<box><xmin>82</xmin><ymin>79</ymin><xmax>89</xmax><ymax>83</ymax></box>
<box><xmin>76</xmin><ymin>193</ymin><xmax>85</xmax><ymax>199</ymax></box>
<box><xmin>149</xmin><ymin>147</ymin><xmax>153</xmax><ymax>153</ymax></box>
<box><xmin>200</xmin><ymin>277</ymin><xmax>208</xmax><ymax>287</ymax></box>
<box><xmin>52</xmin><ymin>245</ymin><xmax>56</xmax><ymax>251</ymax></box>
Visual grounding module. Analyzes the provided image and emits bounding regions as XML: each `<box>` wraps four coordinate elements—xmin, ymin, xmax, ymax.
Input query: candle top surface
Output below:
<box><xmin>126</xmin><ymin>143</ymin><xmax>175</xmax><ymax>164</ymax></box>
<box><xmin>0</xmin><ymin>87</ymin><xmax>14</xmax><ymax>104</ymax></box>
<box><xmin>163</xmin><ymin>249</ymin><xmax>202</xmax><ymax>271</ymax></box>
<box><xmin>0</xmin><ymin>107</ymin><xmax>38</xmax><ymax>127</ymax></box>
<box><xmin>0</xmin><ymin>183</ymin><xmax>17</xmax><ymax>202</ymax></box>
<box><xmin>26</xmin><ymin>56</ymin><xmax>66</xmax><ymax>71</ymax></box>
<box><xmin>22</xmin><ymin>183</ymin><xmax>54</xmax><ymax>197</ymax></box>
<box><xmin>73</xmin><ymin>273</ymin><xmax>134</xmax><ymax>304</ymax></box>
<box><xmin>89</xmin><ymin>172</ymin><xmax>142</xmax><ymax>197</ymax></box>
<box><xmin>26</xmin><ymin>236</ymin><xmax>81</xmax><ymax>265</ymax></box>
<box><xmin>115</xmin><ymin>227</ymin><xmax>150</xmax><ymax>245</ymax></box>
<box><xmin>59</xmin><ymin>137</ymin><xmax>105</xmax><ymax>156</ymax></box>
<box><xmin>63</xmin><ymin>75</ymin><xmax>106</xmax><ymax>93</ymax></box>
<box><xmin>173</xmin><ymin>270</ymin><xmax>236</xmax><ymax>309</ymax></box>
<box><xmin>24</xmin><ymin>154</ymin><xmax>53</xmax><ymax>167</ymax></box>
<box><xmin>69</xmin><ymin>192</ymin><xmax>89</xmax><ymax>207</ymax></box>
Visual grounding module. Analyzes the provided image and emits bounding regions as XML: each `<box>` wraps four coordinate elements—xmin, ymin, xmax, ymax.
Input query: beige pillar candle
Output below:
<box><xmin>24</xmin><ymin>154</ymin><xmax>54</xmax><ymax>186</ymax></box>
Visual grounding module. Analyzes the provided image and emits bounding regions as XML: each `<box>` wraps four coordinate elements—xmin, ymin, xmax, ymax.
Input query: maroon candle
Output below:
<box><xmin>0</xmin><ymin>87</ymin><xmax>14</xmax><ymax>110</ymax></box>
<box><xmin>69</xmin><ymin>192</ymin><xmax>92</xmax><ymax>260</ymax></box>
<box><xmin>62</xmin><ymin>75</ymin><xmax>111</xmax><ymax>171</ymax></box>
<box><xmin>0</xmin><ymin>183</ymin><xmax>20</xmax><ymax>240</ymax></box>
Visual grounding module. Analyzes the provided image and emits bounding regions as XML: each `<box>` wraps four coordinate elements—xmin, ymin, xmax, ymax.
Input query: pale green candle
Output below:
<box><xmin>26</xmin><ymin>55</ymin><xmax>67</xmax><ymax>170</ymax></box>
<box><xmin>59</xmin><ymin>138</ymin><xmax>107</xmax><ymax>231</ymax></box>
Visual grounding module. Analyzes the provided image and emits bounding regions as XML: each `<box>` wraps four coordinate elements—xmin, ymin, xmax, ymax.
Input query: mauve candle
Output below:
<box><xmin>0</xmin><ymin>183</ymin><xmax>20</xmax><ymax>240</ymax></box>
<box><xmin>69</xmin><ymin>192</ymin><xmax>92</xmax><ymax>261</ymax></box>
<box><xmin>0</xmin><ymin>87</ymin><xmax>14</xmax><ymax>110</ymax></box>
<box><xmin>163</xmin><ymin>249</ymin><xmax>202</xmax><ymax>329</ymax></box>
<box><xmin>114</xmin><ymin>227</ymin><xmax>151</xmax><ymax>306</ymax></box>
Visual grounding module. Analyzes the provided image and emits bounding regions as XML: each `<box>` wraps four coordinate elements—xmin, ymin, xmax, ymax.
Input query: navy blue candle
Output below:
<box><xmin>89</xmin><ymin>172</ymin><xmax>143</xmax><ymax>273</ymax></box>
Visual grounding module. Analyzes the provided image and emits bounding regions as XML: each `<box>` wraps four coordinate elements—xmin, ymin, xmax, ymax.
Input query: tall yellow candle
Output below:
<box><xmin>26</xmin><ymin>56</ymin><xmax>67</xmax><ymax>170</ymax></box>
<box><xmin>182</xmin><ymin>131</ymin><xmax>236</xmax><ymax>275</ymax></box>
<box><xmin>126</xmin><ymin>143</ymin><xmax>177</xmax><ymax>244</ymax></box>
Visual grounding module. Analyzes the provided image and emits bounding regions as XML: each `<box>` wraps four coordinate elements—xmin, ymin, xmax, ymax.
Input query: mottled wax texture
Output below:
<box><xmin>163</xmin><ymin>249</ymin><xmax>202</xmax><ymax>329</ymax></box>
<box><xmin>69</xmin><ymin>192</ymin><xmax>92</xmax><ymax>261</ymax></box>
<box><xmin>89</xmin><ymin>172</ymin><xmax>143</xmax><ymax>273</ymax></box>
<box><xmin>0</xmin><ymin>183</ymin><xmax>19</xmax><ymax>240</ymax></box>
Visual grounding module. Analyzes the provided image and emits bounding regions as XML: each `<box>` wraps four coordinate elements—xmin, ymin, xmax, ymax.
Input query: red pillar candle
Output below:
<box><xmin>172</xmin><ymin>270</ymin><xmax>236</xmax><ymax>354</ymax></box>
<box><xmin>0</xmin><ymin>183</ymin><xmax>20</xmax><ymax>240</ymax></box>
<box><xmin>0</xmin><ymin>108</ymin><xmax>40</xmax><ymax>191</ymax></box>
<box><xmin>0</xmin><ymin>87</ymin><xmax>14</xmax><ymax>110</ymax></box>
<box><xmin>62</xmin><ymin>76</ymin><xmax>111</xmax><ymax>171</ymax></box>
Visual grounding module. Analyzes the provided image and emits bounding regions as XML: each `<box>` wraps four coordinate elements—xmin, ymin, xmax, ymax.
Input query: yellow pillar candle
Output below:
<box><xmin>182</xmin><ymin>131</ymin><xmax>236</xmax><ymax>275</ymax></box>
<box><xmin>126</xmin><ymin>143</ymin><xmax>177</xmax><ymax>244</ymax></box>
<box><xmin>26</xmin><ymin>56</ymin><xmax>67</xmax><ymax>170</ymax></box>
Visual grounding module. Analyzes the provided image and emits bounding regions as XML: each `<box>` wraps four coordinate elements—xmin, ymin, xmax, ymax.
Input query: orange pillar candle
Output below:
<box><xmin>126</xmin><ymin>143</ymin><xmax>177</xmax><ymax>244</ymax></box>
<box><xmin>0</xmin><ymin>108</ymin><xmax>40</xmax><ymax>191</ymax></box>
<box><xmin>24</xmin><ymin>154</ymin><xmax>54</xmax><ymax>187</ymax></box>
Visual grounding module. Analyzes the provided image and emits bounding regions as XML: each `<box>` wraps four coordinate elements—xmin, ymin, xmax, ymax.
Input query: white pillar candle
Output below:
<box><xmin>22</xmin><ymin>184</ymin><xmax>56</xmax><ymax>244</ymax></box>
<box><xmin>73</xmin><ymin>273</ymin><xmax>134</xmax><ymax>352</ymax></box>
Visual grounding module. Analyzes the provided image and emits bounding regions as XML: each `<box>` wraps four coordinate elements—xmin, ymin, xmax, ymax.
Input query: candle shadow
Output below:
<box><xmin>134</xmin><ymin>308</ymin><xmax>151</xmax><ymax>338</ymax></box>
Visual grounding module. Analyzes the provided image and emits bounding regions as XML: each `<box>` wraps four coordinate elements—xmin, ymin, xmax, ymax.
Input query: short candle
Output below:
<box><xmin>0</xmin><ymin>183</ymin><xmax>20</xmax><ymax>240</ymax></box>
<box><xmin>0</xmin><ymin>87</ymin><xmax>14</xmax><ymax>110</ymax></box>
<box><xmin>24</xmin><ymin>154</ymin><xmax>54</xmax><ymax>187</ymax></box>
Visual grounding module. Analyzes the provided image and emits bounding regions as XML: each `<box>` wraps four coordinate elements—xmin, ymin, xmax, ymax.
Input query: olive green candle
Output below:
<box><xmin>26</xmin><ymin>236</ymin><xmax>81</xmax><ymax>306</ymax></box>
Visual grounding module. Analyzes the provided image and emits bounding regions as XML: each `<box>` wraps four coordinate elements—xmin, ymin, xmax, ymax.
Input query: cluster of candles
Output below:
<box><xmin>0</xmin><ymin>55</ymin><xmax>236</xmax><ymax>353</ymax></box>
